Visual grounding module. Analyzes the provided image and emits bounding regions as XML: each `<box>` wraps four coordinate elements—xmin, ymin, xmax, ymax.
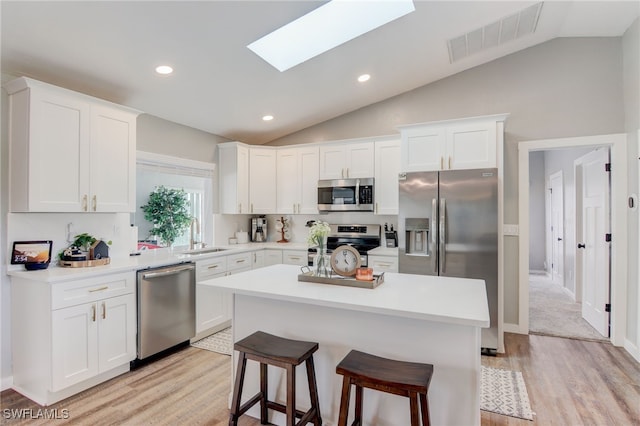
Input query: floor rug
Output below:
<box><xmin>191</xmin><ymin>327</ymin><xmax>232</xmax><ymax>355</ymax></box>
<box><xmin>481</xmin><ymin>366</ymin><xmax>534</xmax><ymax>421</ymax></box>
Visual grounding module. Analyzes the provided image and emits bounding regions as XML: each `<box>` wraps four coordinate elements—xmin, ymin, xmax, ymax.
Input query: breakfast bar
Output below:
<box><xmin>202</xmin><ymin>264</ymin><xmax>489</xmax><ymax>425</ymax></box>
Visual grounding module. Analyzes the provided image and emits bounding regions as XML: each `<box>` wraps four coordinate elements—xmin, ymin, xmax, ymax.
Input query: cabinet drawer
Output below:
<box><xmin>51</xmin><ymin>272</ymin><xmax>135</xmax><ymax>310</ymax></box>
<box><xmin>197</xmin><ymin>256</ymin><xmax>228</xmax><ymax>281</ymax></box>
<box><xmin>226</xmin><ymin>252</ymin><xmax>252</xmax><ymax>271</ymax></box>
<box><xmin>282</xmin><ymin>250</ymin><xmax>307</xmax><ymax>266</ymax></box>
<box><xmin>368</xmin><ymin>256</ymin><xmax>399</xmax><ymax>273</ymax></box>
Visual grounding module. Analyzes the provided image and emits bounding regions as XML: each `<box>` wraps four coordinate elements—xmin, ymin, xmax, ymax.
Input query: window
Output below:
<box><xmin>134</xmin><ymin>152</ymin><xmax>214</xmax><ymax>249</ymax></box>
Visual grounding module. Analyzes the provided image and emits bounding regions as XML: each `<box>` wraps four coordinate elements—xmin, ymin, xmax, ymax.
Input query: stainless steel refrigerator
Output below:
<box><xmin>398</xmin><ymin>169</ymin><xmax>498</xmax><ymax>351</ymax></box>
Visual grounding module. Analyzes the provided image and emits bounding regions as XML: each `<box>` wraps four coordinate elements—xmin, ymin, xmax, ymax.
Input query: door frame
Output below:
<box><xmin>517</xmin><ymin>134</ymin><xmax>627</xmax><ymax>346</ymax></box>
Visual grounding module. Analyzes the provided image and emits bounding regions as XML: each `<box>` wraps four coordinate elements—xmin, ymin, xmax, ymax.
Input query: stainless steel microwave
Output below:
<box><xmin>317</xmin><ymin>178</ymin><xmax>374</xmax><ymax>212</ymax></box>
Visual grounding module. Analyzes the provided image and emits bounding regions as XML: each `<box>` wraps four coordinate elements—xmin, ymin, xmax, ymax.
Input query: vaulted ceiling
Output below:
<box><xmin>2</xmin><ymin>1</ymin><xmax>637</xmax><ymax>144</ymax></box>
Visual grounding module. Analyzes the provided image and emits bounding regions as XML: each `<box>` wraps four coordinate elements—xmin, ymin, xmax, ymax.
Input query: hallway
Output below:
<box><xmin>529</xmin><ymin>274</ymin><xmax>608</xmax><ymax>342</ymax></box>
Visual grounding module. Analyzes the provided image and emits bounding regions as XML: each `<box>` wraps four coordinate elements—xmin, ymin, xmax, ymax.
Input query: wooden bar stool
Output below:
<box><xmin>229</xmin><ymin>331</ymin><xmax>322</xmax><ymax>426</ymax></box>
<box><xmin>336</xmin><ymin>350</ymin><xmax>433</xmax><ymax>426</ymax></box>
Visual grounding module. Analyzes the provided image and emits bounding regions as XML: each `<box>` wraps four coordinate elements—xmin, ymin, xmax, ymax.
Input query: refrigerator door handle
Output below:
<box><xmin>432</xmin><ymin>198</ymin><xmax>438</xmax><ymax>273</ymax></box>
<box><xmin>440</xmin><ymin>198</ymin><xmax>446</xmax><ymax>273</ymax></box>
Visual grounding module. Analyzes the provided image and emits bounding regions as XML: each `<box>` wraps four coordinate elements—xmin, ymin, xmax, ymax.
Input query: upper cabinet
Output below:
<box><xmin>319</xmin><ymin>141</ymin><xmax>374</xmax><ymax>179</ymax></box>
<box><xmin>374</xmin><ymin>139</ymin><xmax>401</xmax><ymax>215</ymax></box>
<box><xmin>249</xmin><ymin>148</ymin><xmax>277</xmax><ymax>214</ymax></box>
<box><xmin>5</xmin><ymin>77</ymin><xmax>139</xmax><ymax>213</ymax></box>
<box><xmin>276</xmin><ymin>146</ymin><xmax>319</xmax><ymax>214</ymax></box>
<box><xmin>218</xmin><ymin>143</ymin><xmax>250</xmax><ymax>214</ymax></box>
<box><xmin>399</xmin><ymin>114</ymin><xmax>508</xmax><ymax>172</ymax></box>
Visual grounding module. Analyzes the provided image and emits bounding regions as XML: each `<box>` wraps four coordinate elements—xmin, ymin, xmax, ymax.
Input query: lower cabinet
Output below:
<box><xmin>282</xmin><ymin>250</ymin><xmax>307</xmax><ymax>266</ymax></box>
<box><xmin>11</xmin><ymin>271</ymin><xmax>136</xmax><ymax>405</ymax></box>
<box><xmin>368</xmin><ymin>255</ymin><xmax>399</xmax><ymax>273</ymax></box>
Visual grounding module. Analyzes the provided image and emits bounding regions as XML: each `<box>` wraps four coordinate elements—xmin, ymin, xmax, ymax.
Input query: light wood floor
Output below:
<box><xmin>1</xmin><ymin>333</ymin><xmax>638</xmax><ymax>425</ymax></box>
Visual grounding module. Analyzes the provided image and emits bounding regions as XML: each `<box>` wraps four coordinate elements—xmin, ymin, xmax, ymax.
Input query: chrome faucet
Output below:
<box><xmin>189</xmin><ymin>218</ymin><xmax>203</xmax><ymax>250</ymax></box>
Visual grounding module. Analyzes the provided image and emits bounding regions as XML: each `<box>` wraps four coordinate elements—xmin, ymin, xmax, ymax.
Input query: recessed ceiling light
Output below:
<box><xmin>358</xmin><ymin>74</ymin><xmax>371</xmax><ymax>83</ymax></box>
<box><xmin>155</xmin><ymin>65</ymin><xmax>173</xmax><ymax>75</ymax></box>
<box><xmin>262</xmin><ymin>115</ymin><xmax>274</xmax><ymax>121</ymax></box>
<box><xmin>248</xmin><ymin>0</ymin><xmax>415</xmax><ymax>72</ymax></box>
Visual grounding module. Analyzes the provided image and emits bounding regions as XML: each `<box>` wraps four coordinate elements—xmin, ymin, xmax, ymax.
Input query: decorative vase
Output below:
<box><xmin>313</xmin><ymin>237</ymin><xmax>330</xmax><ymax>277</ymax></box>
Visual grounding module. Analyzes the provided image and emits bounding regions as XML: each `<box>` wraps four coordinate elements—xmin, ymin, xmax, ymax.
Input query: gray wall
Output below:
<box><xmin>623</xmin><ymin>19</ymin><xmax>639</xmax><ymax>348</ymax></box>
<box><xmin>267</xmin><ymin>37</ymin><xmax>627</xmax><ymax>328</ymax></box>
<box><xmin>528</xmin><ymin>151</ymin><xmax>546</xmax><ymax>272</ymax></box>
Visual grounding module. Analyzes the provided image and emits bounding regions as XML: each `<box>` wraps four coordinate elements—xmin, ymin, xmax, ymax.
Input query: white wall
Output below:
<box><xmin>529</xmin><ymin>151</ymin><xmax>546</xmax><ymax>272</ymax></box>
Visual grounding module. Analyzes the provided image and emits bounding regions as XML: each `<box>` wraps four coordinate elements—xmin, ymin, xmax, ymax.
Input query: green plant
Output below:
<box><xmin>141</xmin><ymin>186</ymin><xmax>192</xmax><ymax>247</ymax></box>
<box><xmin>58</xmin><ymin>233</ymin><xmax>112</xmax><ymax>260</ymax></box>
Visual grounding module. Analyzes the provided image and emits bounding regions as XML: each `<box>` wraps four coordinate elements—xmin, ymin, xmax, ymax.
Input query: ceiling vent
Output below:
<box><xmin>447</xmin><ymin>2</ymin><xmax>543</xmax><ymax>63</ymax></box>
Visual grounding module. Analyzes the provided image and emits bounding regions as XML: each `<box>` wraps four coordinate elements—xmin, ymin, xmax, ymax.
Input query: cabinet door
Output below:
<box><xmin>52</xmin><ymin>303</ymin><xmax>98</xmax><ymax>391</ymax></box>
<box><xmin>446</xmin><ymin>123</ymin><xmax>497</xmax><ymax>170</ymax></box>
<box><xmin>98</xmin><ymin>294</ymin><xmax>136</xmax><ymax>372</ymax></box>
<box><xmin>252</xmin><ymin>250</ymin><xmax>265</xmax><ymax>269</ymax></box>
<box><xmin>368</xmin><ymin>255</ymin><xmax>399</xmax><ymax>273</ymax></box>
<box><xmin>374</xmin><ymin>140</ymin><xmax>401</xmax><ymax>215</ymax></box>
<box><xmin>319</xmin><ymin>145</ymin><xmax>346</xmax><ymax>179</ymax></box>
<box><xmin>298</xmin><ymin>146</ymin><xmax>320</xmax><ymax>214</ymax></box>
<box><xmin>264</xmin><ymin>249</ymin><xmax>283</xmax><ymax>266</ymax></box>
<box><xmin>401</xmin><ymin>127</ymin><xmax>446</xmax><ymax>172</ymax></box>
<box><xmin>196</xmin><ymin>274</ymin><xmax>228</xmax><ymax>333</ymax></box>
<box><xmin>27</xmin><ymin>89</ymin><xmax>91</xmax><ymax>212</ymax></box>
<box><xmin>237</xmin><ymin>145</ymin><xmax>250</xmax><ymax>213</ymax></box>
<box><xmin>90</xmin><ymin>106</ymin><xmax>136</xmax><ymax>212</ymax></box>
<box><xmin>249</xmin><ymin>148</ymin><xmax>277</xmax><ymax>214</ymax></box>
<box><xmin>346</xmin><ymin>142</ymin><xmax>374</xmax><ymax>178</ymax></box>
<box><xmin>276</xmin><ymin>149</ymin><xmax>298</xmax><ymax>214</ymax></box>
<box><xmin>219</xmin><ymin>144</ymin><xmax>249</xmax><ymax>214</ymax></box>
<box><xmin>282</xmin><ymin>250</ymin><xmax>307</xmax><ymax>266</ymax></box>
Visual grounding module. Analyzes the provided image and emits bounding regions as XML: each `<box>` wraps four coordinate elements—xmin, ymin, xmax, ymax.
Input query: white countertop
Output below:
<box><xmin>367</xmin><ymin>246</ymin><xmax>398</xmax><ymax>256</ymax></box>
<box><xmin>7</xmin><ymin>242</ymin><xmax>308</xmax><ymax>283</ymax></box>
<box><xmin>202</xmin><ymin>264</ymin><xmax>489</xmax><ymax>327</ymax></box>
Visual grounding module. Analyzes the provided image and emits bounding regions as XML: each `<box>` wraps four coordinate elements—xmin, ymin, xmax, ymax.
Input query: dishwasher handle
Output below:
<box><xmin>142</xmin><ymin>264</ymin><xmax>194</xmax><ymax>280</ymax></box>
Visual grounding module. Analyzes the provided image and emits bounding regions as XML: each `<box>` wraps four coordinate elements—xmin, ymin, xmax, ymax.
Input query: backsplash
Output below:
<box><xmin>6</xmin><ymin>212</ymin><xmax>131</xmax><ymax>270</ymax></box>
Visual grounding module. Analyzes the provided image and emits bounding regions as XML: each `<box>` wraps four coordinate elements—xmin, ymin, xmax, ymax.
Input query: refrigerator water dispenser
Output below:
<box><xmin>405</xmin><ymin>218</ymin><xmax>430</xmax><ymax>256</ymax></box>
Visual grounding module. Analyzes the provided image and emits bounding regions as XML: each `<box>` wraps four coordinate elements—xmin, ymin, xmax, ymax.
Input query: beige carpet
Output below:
<box><xmin>529</xmin><ymin>275</ymin><xmax>608</xmax><ymax>342</ymax></box>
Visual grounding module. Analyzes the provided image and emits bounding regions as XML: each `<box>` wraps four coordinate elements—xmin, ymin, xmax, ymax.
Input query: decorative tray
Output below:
<box><xmin>298</xmin><ymin>270</ymin><xmax>384</xmax><ymax>289</ymax></box>
<box><xmin>59</xmin><ymin>258</ymin><xmax>111</xmax><ymax>268</ymax></box>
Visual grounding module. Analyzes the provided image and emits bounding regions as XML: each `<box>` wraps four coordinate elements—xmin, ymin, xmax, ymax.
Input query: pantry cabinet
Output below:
<box><xmin>11</xmin><ymin>271</ymin><xmax>136</xmax><ymax>405</ymax></box>
<box><xmin>374</xmin><ymin>139</ymin><xmax>401</xmax><ymax>215</ymax></box>
<box><xmin>5</xmin><ymin>77</ymin><xmax>138</xmax><ymax>213</ymax></box>
<box><xmin>319</xmin><ymin>141</ymin><xmax>374</xmax><ymax>179</ymax></box>
<box><xmin>276</xmin><ymin>146</ymin><xmax>319</xmax><ymax>214</ymax></box>
<box><xmin>399</xmin><ymin>114</ymin><xmax>507</xmax><ymax>172</ymax></box>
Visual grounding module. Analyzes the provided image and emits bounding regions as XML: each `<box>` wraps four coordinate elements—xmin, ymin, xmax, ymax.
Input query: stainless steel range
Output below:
<box><xmin>308</xmin><ymin>224</ymin><xmax>381</xmax><ymax>266</ymax></box>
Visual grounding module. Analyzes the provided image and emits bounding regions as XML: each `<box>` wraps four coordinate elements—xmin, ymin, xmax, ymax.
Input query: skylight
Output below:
<box><xmin>248</xmin><ymin>0</ymin><xmax>415</xmax><ymax>72</ymax></box>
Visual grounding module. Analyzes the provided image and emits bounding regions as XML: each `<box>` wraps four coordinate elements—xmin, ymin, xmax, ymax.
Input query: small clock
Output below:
<box><xmin>330</xmin><ymin>245</ymin><xmax>361</xmax><ymax>277</ymax></box>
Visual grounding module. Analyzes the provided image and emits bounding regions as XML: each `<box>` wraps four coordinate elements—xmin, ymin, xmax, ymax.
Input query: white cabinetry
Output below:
<box><xmin>374</xmin><ymin>139</ymin><xmax>401</xmax><ymax>215</ymax></box>
<box><xmin>252</xmin><ymin>250</ymin><xmax>265</xmax><ymax>269</ymax></box>
<box><xmin>249</xmin><ymin>148</ymin><xmax>277</xmax><ymax>214</ymax></box>
<box><xmin>277</xmin><ymin>146</ymin><xmax>319</xmax><ymax>214</ymax></box>
<box><xmin>368</xmin><ymin>255</ymin><xmax>399</xmax><ymax>273</ymax></box>
<box><xmin>282</xmin><ymin>250</ymin><xmax>308</xmax><ymax>266</ymax></box>
<box><xmin>399</xmin><ymin>114</ymin><xmax>507</xmax><ymax>172</ymax></box>
<box><xmin>195</xmin><ymin>256</ymin><xmax>229</xmax><ymax>336</ymax></box>
<box><xmin>265</xmin><ymin>249</ymin><xmax>284</xmax><ymax>266</ymax></box>
<box><xmin>5</xmin><ymin>77</ymin><xmax>138</xmax><ymax>213</ymax></box>
<box><xmin>319</xmin><ymin>141</ymin><xmax>374</xmax><ymax>179</ymax></box>
<box><xmin>11</xmin><ymin>272</ymin><xmax>136</xmax><ymax>405</ymax></box>
<box><xmin>219</xmin><ymin>143</ymin><xmax>250</xmax><ymax>214</ymax></box>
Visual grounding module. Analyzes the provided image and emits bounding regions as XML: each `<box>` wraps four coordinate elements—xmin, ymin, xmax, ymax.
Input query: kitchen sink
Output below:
<box><xmin>178</xmin><ymin>247</ymin><xmax>228</xmax><ymax>257</ymax></box>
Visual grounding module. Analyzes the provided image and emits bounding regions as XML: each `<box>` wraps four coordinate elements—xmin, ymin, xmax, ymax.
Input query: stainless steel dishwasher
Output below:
<box><xmin>136</xmin><ymin>262</ymin><xmax>196</xmax><ymax>360</ymax></box>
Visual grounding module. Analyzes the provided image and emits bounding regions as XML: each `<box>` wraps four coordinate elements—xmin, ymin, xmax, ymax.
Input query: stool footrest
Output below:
<box><xmin>235</xmin><ymin>392</ymin><xmax>263</xmax><ymax>418</ymax></box>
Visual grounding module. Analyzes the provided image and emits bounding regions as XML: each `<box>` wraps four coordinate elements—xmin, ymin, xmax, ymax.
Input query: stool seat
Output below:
<box><xmin>336</xmin><ymin>350</ymin><xmax>433</xmax><ymax>426</ymax></box>
<box><xmin>229</xmin><ymin>331</ymin><xmax>322</xmax><ymax>426</ymax></box>
<box><xmin>235</xmin><ymin>331</ymin><xmax>319</xmax><ymax>366</ymax></box>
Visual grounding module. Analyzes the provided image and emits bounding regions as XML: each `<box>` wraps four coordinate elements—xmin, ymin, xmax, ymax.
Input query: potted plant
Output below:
<box><xmin>141</xmin><ymin>186</ymin><xmax>192</xmax><ymax>247</ymax></box>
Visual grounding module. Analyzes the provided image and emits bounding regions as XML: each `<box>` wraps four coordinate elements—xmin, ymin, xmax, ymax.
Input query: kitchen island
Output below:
<box><xmin>202</xmin><ymin>264</ymin><xmax>489</xmax><ymax>425</ymax></box>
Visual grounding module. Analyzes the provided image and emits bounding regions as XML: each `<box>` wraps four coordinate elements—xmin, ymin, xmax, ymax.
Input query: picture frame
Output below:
<box><xmin>11</xmin><ymin>240</ymin><xmax>53</xmax><ymax>265</ymax></box>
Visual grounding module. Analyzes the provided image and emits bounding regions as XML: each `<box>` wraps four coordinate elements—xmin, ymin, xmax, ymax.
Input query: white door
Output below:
<box><xmin>297</xmin><ymin>146</ymin><xmax>319</xmax><ymax>214</ymax></box>
<box><xmin>276</xmin><ymin>149</ymin><xmax>298</xmax><ymax>214</ymax></box>
<box><xmin>374</xmin><ymin>140</ymin><xmax>401</xmax><ymax>214</ymax></box>
<box><xmin>249</xmin><ymin>148</ymin><xmax>277</xmax><ymax>214</ymax></box>
<box><xmin>549</xmin><ymin>171</ymin><xmax>564</xmax><ymax>285</ymax></box>
<box><xmin>580</xmin><ymin>148</ymin><xmax>610</xmax><ymax>336</ymax></box>
<box><xmin>98</xmin><ymin>295</ymin><xmax>136</xmax><ymax>372</ymax></box>
<box><xmin>345</xmin><ymin>142</ymin><xmax>375</xmax><ymax>178</ymax></box>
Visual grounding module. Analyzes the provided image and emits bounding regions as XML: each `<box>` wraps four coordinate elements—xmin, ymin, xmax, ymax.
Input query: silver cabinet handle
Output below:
<box><xmin>346</xmin><ymin>167</ymin><xmax>349</xmax><ymax>178</ymax></box>
<box><xmin>91</xmin><ymin>305</ymin><xmax>96</xmax><ymax>322</ymax></box>
<box><xmin>440</xmin><ymin>157</ymin><xmax>444</xmax><ymax>170</ymax></box>
<box><xmin>92</xmin><ymin>195</ymin><xmax>97</xmax><ymax>211</ymax></box>
<box><xmin>449</xmin><ymin>156</ymin><xmax>452</xmax><ymax>169</ymax></box>
<box><xmin>207</xmin><ymin>264</ymin><xmax>219</xmax><ymax>269</ymax></box>
<box><xmin>235</xmin><ymin>259</ymin><xmax>246</xmax><ymax>263</ymax></box>
<box><xmin>102</xmin><ymin>302</ymin><xmax>106</xmax><ymax>320</ymax></box>
<box><xmin>82</xmin><ymin>195</ymin><xmax>88</xmax><ymax>211</ymax></box>
<box><xmin>439</xmin><ymin>198</ymin><xmax>446</xmax><ymax>274</ymax></box>
<box><xmin>89</xmin><ymin>286</ymin><xmax>108</xmax><ymax>293</ymax></box>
